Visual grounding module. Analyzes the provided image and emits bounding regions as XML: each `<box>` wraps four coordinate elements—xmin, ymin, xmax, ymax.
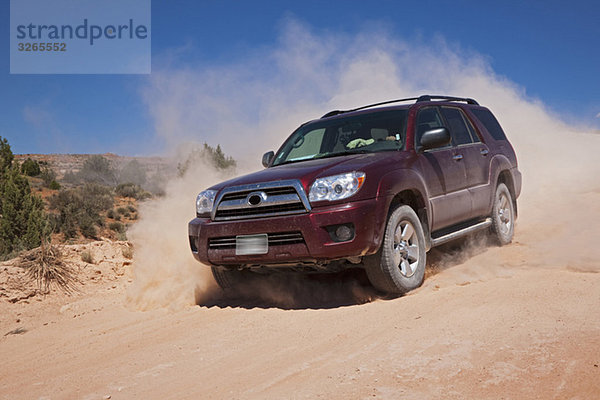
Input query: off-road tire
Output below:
<box><xmin>364</xmin><ymin>205</ymin><xmax>427</xmax><ymax>295</ymax></box>
<box><xmin>211</xmin><ymin>266</ymin><xmax>255</xmax><ymax>290</ymax></box>
<box><xmin>491</xmin><ymin>183</ymin><xmax>515</xmax><ymax>245</ymax></box>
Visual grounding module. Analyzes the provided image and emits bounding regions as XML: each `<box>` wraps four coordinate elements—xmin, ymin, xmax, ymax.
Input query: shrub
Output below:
<box><xmin>80</xmin><ymin>183</ymin><xmax>114</xmax><ymax>213</ymax></box>
<box><xmin>48</xmin><ymin>180</ymin><xmax>60</xmax><ymax>190</ymax></box>
<box><xmin>94</xmin><ymin>214</ymin><xmax>105</xmax><ymax>227</ymax></box>
<box><xmin>117</xmin><ymin>207</ymin><xmax>128</xmax><ymax>215</ymax></box>
<box><xmin>122</xmin><ymin>246</ymin><xmax>133</xmax><ymax>259</ymax></box>
<box><xmin>127</xmin><ymin>205</ymin><xmax>136</xmax><ymax>213</ymax></box>
<box><xmin>49</xmin><ymin>183</ymin><xmax>113</xmax><ymax>240</ymax></box>
<box><xmin>0</xmin><ymin>138</ymin><xmax>51</xmax><ymax>258</ymax></box>
<box><xmin>79</xmin><ymin>215</ymin><xmax>98</xmax><ymax>239</ymax></box>
<box><xmin>0</xmin><ymin>137</ymin><xmax>14</xmax><ymax>172</ymax></box>
<box><xmin>81</xmin><ymin>249</ymin><xmax>94</xmax><ymax>264</ymax></box>
<box><xmin>109</xmin><ymin>221</ymin><xmax>125</xmax><ymax>233</ymax></box>
<box><xmin>63</xmin><ymin>170</ymin><xmax>78</xmax><ymax>184</ymax></box>
<box><xmin>118</xmin><ymin>159</ymin><xmax>146</xmax><ymax>186</ymax></box>
<box><xmin>77</xmin><ymin>155</ymin><xmax>116</xmax><ymax>186</ymax></box>
<box><xmin>19</xmin><ymin>244</ymin><xmax>77</xmax><ymax>293</ymax></box>
<box><xmin>21</xmin><ymin>158</ymin><xmax>41</xmax><ymax>176</ymax></box>
<box><xmin>107</xmin><ymin>209</ymin><xmax>116</xmax><ymax>219</ymax></box>
<box><xmin>177</xmin><ymin>143</ymin><xmax>236</xmax><ymax>177</ymax></box>
<box><xmin>40</xmin><ymin>167</ymin><xmax>58</xmax><ymax>186</ymax></box>
<box><xmin>115</xmin><ymin>182</ymin><xmax>151</xmax><ymax>200</ymax></box>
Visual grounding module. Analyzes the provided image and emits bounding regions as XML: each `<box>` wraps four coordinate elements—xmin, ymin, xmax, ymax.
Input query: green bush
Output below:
<box><xmin>177</xmin><ymin>143</ymin><xmax>236</xmax><ymax>177</ymax></box>
<box><xmin>81</xmin><ymin>183</ymin><xmax>113</xmax><ymax>213</ymax></box>
<box><xmin>48</xmin><ymin>180</ymin><xmax>60</xmax><ymax>190</ymax></box>
<box><xmin>79</xmin><ymin>214</ymin><xmax>98</xmax><ymax>239</ymax></box>
<box><xmin>115</xmin><ymin>182</ymin><xmax>151</xmax><ymax>200</ymax></box>
<box><xmin>0</xmin><ymin>138</ymin><xmax>51</xmax><ymax>258</ymax></box>
<box><xmin>77</xmin><ymin>155</ymin><xmax>116</xmax><ymax>186</ymax></box>
<box><xmin>49</xmin><ymin>183</ymin><xmax>113</xmax><ymax>240</ymax></box>
<box><xmin>0</xmin><ymin>138</ymin><xmax>14</xmax><ymax>171</ymax></box>
<box><xmin>40</xmin><ymin>167</ymin><xmax>57</xmax><ymax>187</ymax></box>
<box><xmin>21</xmin><ymin>158</ymin><xmax>41</xmax><ymax>176</ymax></box>
<box><xmin>108</xmin><ymin>221</ymin><xmax>125</xmax><ymax>233</ymax></box>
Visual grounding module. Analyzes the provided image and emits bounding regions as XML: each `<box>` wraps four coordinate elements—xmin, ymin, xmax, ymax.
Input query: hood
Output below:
<box><xmin>208</xmin><ymin>152</ymin><xmax>404</xmax><ymax>193</ymax></box>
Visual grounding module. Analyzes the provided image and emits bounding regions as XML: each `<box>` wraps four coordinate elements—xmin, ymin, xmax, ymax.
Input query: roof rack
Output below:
<box><xmin>416</xmin><ymin>95</ymin><xmax>479</xmax><ymax>105</ymax></box>
<box><xmin>320</xmin><ymin>94</ymin><xmax>479</xmax><ymax>118</ymax></box>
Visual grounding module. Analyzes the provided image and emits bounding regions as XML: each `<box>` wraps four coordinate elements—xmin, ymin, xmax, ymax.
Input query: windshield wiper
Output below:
<box><xmin>313</xmin><ymin>149</ymin><xmax>371</xmax><ymax>160</ymax></box>
<box><xmin>273</xmin><ymin>149</ymin><xmax>370</xmax><ymax>166</ymax></box>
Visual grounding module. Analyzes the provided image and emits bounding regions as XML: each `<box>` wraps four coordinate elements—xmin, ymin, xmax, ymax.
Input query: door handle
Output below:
<box><xmin>480</xmin><ymin>149</ymin><xmax>489</xmax><ymax>156</ymax></box>
<box><xmin>452</xmin><ymin>154</ymin><xmax>463</xmax><ymax>161</ymax></box>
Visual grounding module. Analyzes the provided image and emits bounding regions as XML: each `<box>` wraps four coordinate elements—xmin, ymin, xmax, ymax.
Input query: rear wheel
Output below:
<box><xmin>365</xmin><ymin>205</ymin><xmax>427</xmax><ymax>295</ymax></box>
<box><xmin>490</xmin><ymin>183</ymin><xmax>515</xmax><ymax>245</ymax></box>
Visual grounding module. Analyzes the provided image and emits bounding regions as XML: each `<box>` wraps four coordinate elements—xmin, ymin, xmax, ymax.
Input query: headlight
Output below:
<box><xmin>309</xmin><ymin>172</ymin><xmax>366</xmax><ymax>202</ymax></box>
<box><xmin>196</xmin><ymin>190</ymin><xmax>217</xmax><ymax>217</ymax></box>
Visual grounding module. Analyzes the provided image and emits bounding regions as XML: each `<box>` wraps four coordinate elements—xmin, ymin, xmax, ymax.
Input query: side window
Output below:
<box><xmin>415</xmin><ymin>107</ymin><xmax>444</xmax><ymax>147</ymax></box>
<box><xmin>441</xmin><ymin>107</ymin><xmax>473</xmax><ymax>146</ymax></box>
<box><xmin>463</xmin><ymin>113</ymin><xmax>480</xmax><ymax>143</ymax></box>
<box><xmin>471</xmin><ymin>109</ymin><xmax>507</xmax><ymax>141</ymax></box>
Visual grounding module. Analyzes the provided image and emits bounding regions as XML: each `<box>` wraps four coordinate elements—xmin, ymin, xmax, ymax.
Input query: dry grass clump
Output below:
<box><xmin>81</xmin><ymin>249</ymin><xmax>95</xmax><ymax>264</ymax></box>
<box><xmin>122</xmin><ymin>245</ymin><xmax>133</xmax><ymax>260</ymax></box>
<box><xmin>19</xmin><ymin>244</ymin><xmax>78</xmax><ymax>294</ymax></box>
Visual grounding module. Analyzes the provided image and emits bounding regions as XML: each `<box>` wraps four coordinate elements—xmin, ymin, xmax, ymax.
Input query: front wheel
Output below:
<box><xmin>211</xmin><ymin>266</ymin><xmax>256</xmax><ymax>290</ymax></box>
<box><xmin>490</xmin><ymin>183</ymin><xmax>515</xmax><ymax>245</ymax></box>
<box><xmin>364</xmin><ymin>205</ymin><xmax>427</xmax><ymax>295</ymax></box>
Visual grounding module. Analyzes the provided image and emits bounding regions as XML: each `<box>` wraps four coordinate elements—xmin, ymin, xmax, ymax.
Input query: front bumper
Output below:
<box><xmin>188</xmin><ymin>197</ymin><xmax>386</xmax><ymax>267</ymax></box>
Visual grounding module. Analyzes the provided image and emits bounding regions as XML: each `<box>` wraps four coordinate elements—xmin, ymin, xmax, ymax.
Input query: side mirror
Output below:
<box><xmin>262</xmin><ymin>151</ymin><xmax>274</xmax><ymax>168</ymax></box>
<box><xmin>419</xmin><ymin>127</ymin><xmax>451</xmax><ymax>152</ymax></box>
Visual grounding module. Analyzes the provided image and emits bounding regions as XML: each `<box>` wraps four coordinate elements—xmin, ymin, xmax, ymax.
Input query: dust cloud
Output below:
<box><xmin>126</xmin><ymin>154</ymin><xmax>231</xmax><ymax>310</ymax></box>
<box><xmin>128</xmin><ymin>21</ymin><xmax>600</xmax><ymax>310</ymax></box>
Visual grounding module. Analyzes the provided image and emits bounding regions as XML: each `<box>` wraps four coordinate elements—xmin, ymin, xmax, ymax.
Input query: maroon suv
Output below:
<box><xmin>188</xmin><ymin>95</ymin><xmax>521</xmax><ymax>295</ymax></box>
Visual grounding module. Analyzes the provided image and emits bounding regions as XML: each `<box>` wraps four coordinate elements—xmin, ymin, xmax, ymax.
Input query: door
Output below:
<box><xmin>440</xmin><ymin>106</ymin><xmax>491</xmax><ymax>219</ymax></box>
<box><xmin>415</xmin><ymin>106</ymin><xmax>470</xmax><ymax>231</ymax></box>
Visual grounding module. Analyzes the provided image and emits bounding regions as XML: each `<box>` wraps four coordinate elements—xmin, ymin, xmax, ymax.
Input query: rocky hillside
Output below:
<box><xmin>14</xmin><ymin>153</ymin><xmax>172</xmax><ymax>180</ymax></box>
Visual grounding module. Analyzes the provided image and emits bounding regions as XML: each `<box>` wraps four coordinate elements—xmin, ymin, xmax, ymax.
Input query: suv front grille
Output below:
<box><xmin>220</xmin><ymin>186</ymin><xmax>297</xmax><ymax>202</ymax></box>
<box><xmin>208</xmin><ymin>231</ymin><xmax>305</xmax><ymax>249</ymax></box>
<box><xmin>215</xmin><ymin>203</ymin><xmax>306</xmax><ymax>219</ymax></box>
<box><xmin>213</xmin><ymin>180</ymin><xmax>310</xmax><ymax>221</ymax></box>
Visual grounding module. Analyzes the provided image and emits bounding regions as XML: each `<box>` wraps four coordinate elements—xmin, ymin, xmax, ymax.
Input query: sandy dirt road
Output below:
<box><xmin>3</xmin><ymin>125</ymin><xmax>600</xmax><ymax>398</ymax></box>
<box><xmin>2</xmin><ymin>220</ymin><xmax>599</xmax><ymax>399</ymax></box>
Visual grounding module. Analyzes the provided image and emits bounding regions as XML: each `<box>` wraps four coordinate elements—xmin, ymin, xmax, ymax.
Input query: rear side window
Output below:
<box><xmin>441</xmin><ymin>107</ymin><xmax>473</xmax><ymax>146</ymax></box>
<box><xmin>472</xmin><ymin>109</ymin><xmax>507</xmax><ymax>141</ymax></box>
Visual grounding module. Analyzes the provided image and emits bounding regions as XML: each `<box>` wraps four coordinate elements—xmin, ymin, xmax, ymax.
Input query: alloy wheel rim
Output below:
<box><xmin>497</xmin><ymin>193</ymin><xmax>512</xmax><ymax>235</ymax></box>
<box><xmin>392</xmin><ymin>220</ymin><xmax>419</xmax><ymax>277</ymax></box>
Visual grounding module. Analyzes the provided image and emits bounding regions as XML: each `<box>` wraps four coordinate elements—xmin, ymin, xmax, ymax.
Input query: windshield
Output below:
<box><xmin>272</xmin><ymin>109</ymin><xmax>408</xmax><ymax>166</ymax></box>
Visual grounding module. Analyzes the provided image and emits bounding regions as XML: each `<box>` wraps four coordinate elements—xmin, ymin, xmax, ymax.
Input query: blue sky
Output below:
<box><xmin>1</xmin><ymin>0</ymin><xmax>599</xmax><ymax>156</ymax></box>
